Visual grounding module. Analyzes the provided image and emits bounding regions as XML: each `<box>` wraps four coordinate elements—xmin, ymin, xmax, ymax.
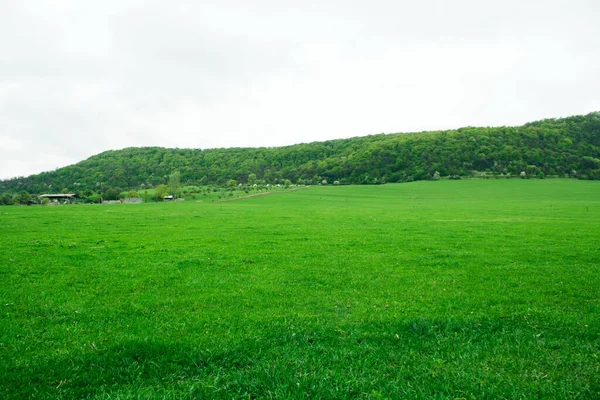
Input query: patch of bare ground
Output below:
<box><xmin>217</xmin><ymin>187</ymin><xmax>306</xmax><ymax>202</ymax></box>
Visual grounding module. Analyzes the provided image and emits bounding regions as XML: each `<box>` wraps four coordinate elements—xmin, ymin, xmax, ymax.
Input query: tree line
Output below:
<box><xmin>1</xmin><ymin>112</ymin><xmax>599</xmax><ymax>201</ymax></box>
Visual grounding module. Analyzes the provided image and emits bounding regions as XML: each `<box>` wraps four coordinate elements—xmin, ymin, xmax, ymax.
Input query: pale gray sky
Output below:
<box><xmin>1</xmin><ymin>0</ymin><xmax>599</xmax><ymax>179</ymax></box>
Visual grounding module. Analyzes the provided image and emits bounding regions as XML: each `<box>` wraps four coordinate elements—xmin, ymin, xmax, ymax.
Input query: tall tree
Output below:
<box><xmin>169</xmin><ymin>171</ymin><xmax>181</xmax><ymax>198</ymax></box>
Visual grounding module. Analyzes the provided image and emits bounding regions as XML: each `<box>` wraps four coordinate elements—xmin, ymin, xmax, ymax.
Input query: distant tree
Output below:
<box><xmin>284</xmin><ymin>179</ymin><xmax>292</xmax><ymax>187</ymax></box>
<box><xmin>169</xmin><ymin>171</ymin><xmax>181</xmax><ymax>198</ymax></box>
<box><xmin>127</xmin><ymin>190</ymin><xmax>140</xmax><ymax>198</ymax></box>
<box><xmin>153</xmin><ymin>184</ymin><xmax>168</xmax><ymax>202</ymax></box>
<box><xmin>144</xmin><ymin>190</ymin><xmax>149</xmax><ymax>203</ymax></box>
<box><xmin>16</xmin><ymin>190</ymin><xmax>32</xmax><ymax>205</ymax></box>
<box><xmin>88</xmin><ymin>194</ymin><xmax>101</xmax><ymax>204</ymax></box>
<box><xmin>104</xmin><ymin>188</ymin><xmax>120</xmax><ymax>201</ymax></box>
<box><xmin>227</xmin><ymin>179</ymin><xmax>237</xmax><ymax>188</ymax></box>
<box><xmin>247</xmin><ymin>173</ymin><xmax>257</xmax><ymax>186</ymax></box>
<box><xmin>581</xmin><ymin>157</ymin><xmax>600</xmax><ymax>170</ymax></box>
<box><xmin>0</xmin><ymin>193</ymin><xmax>14</xmax><ymax>205</ymax></box>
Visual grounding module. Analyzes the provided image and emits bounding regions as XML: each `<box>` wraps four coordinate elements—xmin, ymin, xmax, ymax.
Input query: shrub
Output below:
<box><xmin>0</xmin><ymin>193</ymin><xmax>15</xmax><ymax>205</ymax></box>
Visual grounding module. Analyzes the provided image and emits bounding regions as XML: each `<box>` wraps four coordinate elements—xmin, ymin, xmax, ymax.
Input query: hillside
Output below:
<box><xmin>1</xmin><ymin>112</ymin><xmax>599</xmax><ymax>197</ymax></box>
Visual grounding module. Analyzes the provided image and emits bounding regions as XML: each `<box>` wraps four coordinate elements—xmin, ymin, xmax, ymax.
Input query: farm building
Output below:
<box><xmin>38</xmin><ymin>193</ymin><xmax>78</xmax><ymax>204</ymax></box>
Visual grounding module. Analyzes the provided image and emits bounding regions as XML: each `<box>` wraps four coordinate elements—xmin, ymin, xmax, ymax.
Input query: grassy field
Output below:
<box><xmin>1</xmin><ymin>179</ymin><xmax>599</xmax><ymax>399</ymax></box>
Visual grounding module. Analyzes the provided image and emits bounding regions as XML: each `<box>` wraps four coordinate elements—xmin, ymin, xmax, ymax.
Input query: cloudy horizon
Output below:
<box><xmin>1</xmin><ymin>0</ymin><xmax>599</xmax><ymax>179</ymax></box>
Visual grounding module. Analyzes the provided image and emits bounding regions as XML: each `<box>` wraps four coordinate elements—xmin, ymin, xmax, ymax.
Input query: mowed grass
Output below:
<box><xmin>1</xmin><ymin>179</ymin><xmax>599</xmax><ymax>399</ymax></box>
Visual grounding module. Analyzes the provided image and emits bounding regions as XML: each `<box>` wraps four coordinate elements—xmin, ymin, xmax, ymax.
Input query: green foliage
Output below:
<box><xmin>103</xmin><ymin>188</ymin><xmax>120</xmax><ymax>201</ymax></box>
<box><xmin>126</xmin><ymin>190</ymin><xmax>140</xmax><ymax>198</ymax></box>
<box><xmin>0</xmin><ymin>180</ymin><xmax>599</xmax><ymax>398</ymax></box>
<box><xmin>152</xmin><ymin>184</ymin><xmax>169</xmax><ymax>202</ymax></box>
<box><xmin>16</xmin><ymin>190</ymin><xmax>32</xmax><ymax>205</ymax></box>
<box><xmin>1</xmin><ymin>112</ymin><xmax>599</xmax><ymax>196</ymax></box>
<box><xmin>168</xmin><ymin>170</ymin><xmax>181</xmax><ymax>198</ymax></box>
<box><xmin>88</xmin><ymin>194</ymin><xmax>102</xmax><ymax>204</ymax></box>
<box><xmin>0</xmin><ymin>192</ymin><xmax>15</xmax><ymax>205</ymax></box>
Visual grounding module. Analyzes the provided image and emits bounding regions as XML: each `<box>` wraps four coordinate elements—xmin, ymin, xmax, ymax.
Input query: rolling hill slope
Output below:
<box><xmin>1</xmin><ymin>112</ymin><xmax>599</xmax><ymax>196</ymax></box>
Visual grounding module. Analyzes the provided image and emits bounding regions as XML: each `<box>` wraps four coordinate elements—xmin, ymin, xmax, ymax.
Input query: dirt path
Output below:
<box><xmin>216</xmin><ymin>187</ymin><xmax>306</xmax><ymax>202</ymax></box>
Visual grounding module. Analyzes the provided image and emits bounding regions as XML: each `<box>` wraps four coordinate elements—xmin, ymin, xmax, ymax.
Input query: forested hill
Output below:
<box><xmin>2</xmin><ymin>112</ymin><xmax>600</xmax><ymax>196</ymax></box>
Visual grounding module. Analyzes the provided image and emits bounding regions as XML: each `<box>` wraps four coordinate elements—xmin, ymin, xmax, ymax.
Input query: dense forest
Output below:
<box><xmin>1</xmin><ymin>112</ymin><xmax>599</xmax><ymax>203</ymax></box>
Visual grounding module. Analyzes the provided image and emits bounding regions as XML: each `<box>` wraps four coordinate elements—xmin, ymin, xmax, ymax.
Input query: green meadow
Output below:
<box><xmin>1</xmin><ymin>179</ymin><xmax>599</xmax><ymax>399</ymax></box>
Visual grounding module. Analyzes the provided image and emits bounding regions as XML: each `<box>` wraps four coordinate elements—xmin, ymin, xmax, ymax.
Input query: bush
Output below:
<box><xmin>104</xmin><ymin>188</ymin><xmax>120</xmax><ymax>201</ymax></box>
<box><xmin>152</xmin><ymin>184</ymin><xmax>169</xmax><ymax>202</ymax></box>
<box><xmin>89</xmin><ymin>194</ymin><xmax>102</xmax><ymax>204</ymax></box>
<box><xmin>16</xmin><ymin>191</ymin><xmax>32</xmax><ymax>205</ymax></box>
<box><xmin>0</xmin><ymin>193</ymin><xmax>14</xmax><ymax>205</ymax></box>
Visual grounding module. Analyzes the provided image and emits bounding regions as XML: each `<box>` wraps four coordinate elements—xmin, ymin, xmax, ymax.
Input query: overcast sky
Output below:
<box><xmin>1</xmin><ymin>0</ymin><xmax>599</xmax><ymax>179</ymax></box>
